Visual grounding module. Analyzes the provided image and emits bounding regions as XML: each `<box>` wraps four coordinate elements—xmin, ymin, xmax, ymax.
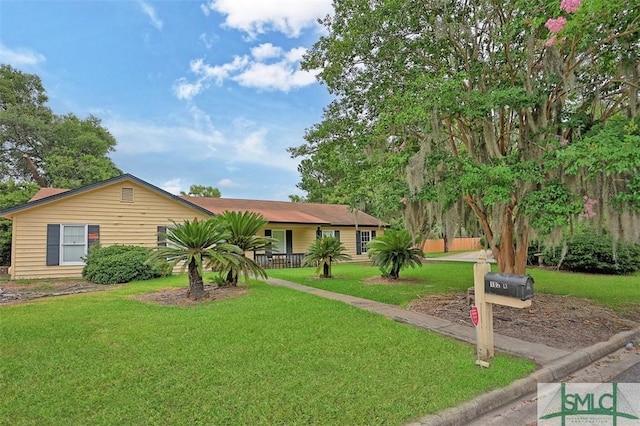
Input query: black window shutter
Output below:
<box><xmin>356</xmin><ymin>230</ymin><xmax>362</xmax><ymax>255</ymax></box>
<box><xmin>334</xmin><ymin>230</ymin><xmax>340</xmax><ymax>241</ymax></box>
<box><xmin>371</xmin><ymin>230</ymin><xmax>376</xmax><ymax>239</ymax></box>
<box><xmin>316</xmin><ymin>227</ymin><xmax>322</xmax><ymax>240</ymax></box>
<box><xmin>157</xmin><ymin>226</ymin><xmax>167</xmax><ymax>247</ymax></box>
<box><xmin>286</xmin><ymin>230</ymin><xmax>293</xmax><ymax>254</ymax></box>
<box><xmin>87</xmin><ymin>225</ymin><xmax>100</xmax><ymax>248</ymax></box>
<box><xmin>265</xmin><ymin>229</ymin><xmax>272</xmax><ymax>256</ymax></box>
<box><xmin>46</xmin><ymin>224</ymin><xmax>60</xmax><ymax>266</ymax></box>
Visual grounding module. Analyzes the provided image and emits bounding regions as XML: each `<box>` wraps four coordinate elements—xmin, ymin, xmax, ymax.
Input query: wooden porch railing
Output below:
<box><xmin>254</xmin><ymin>253</ymin><xmax>305</xmax><ymax>269</ymax></box>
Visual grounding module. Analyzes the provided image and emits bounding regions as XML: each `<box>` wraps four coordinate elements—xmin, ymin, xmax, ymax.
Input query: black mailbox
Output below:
<box><xmin>484</xmin><ymin>272</ymin><xmax>534</xmax><ymax>301</ymax></box>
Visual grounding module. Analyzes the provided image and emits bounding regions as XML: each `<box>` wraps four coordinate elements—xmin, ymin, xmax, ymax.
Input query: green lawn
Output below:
<box><xmin>0</xmin><ymin>275</ymin><xmax>535</xmax><ymax>426</ymax></box>
<box><xmin>269</xmin><ymin>261</ymin><xmax>640</xmax><ymax>314</ymax></box>
<box><xmin>269</xmin><ymin>261</ymin><xmax>475</xmax><ymax>306</ymax></box>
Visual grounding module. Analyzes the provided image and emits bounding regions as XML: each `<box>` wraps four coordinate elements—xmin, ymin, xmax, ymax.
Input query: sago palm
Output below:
<box><xmin>302</xmin><ymin>236</ymin><xmax>351</xmax><ymax>278</ymax></box>
<box><xmin>213</xmin><ymin>210</ymin><xmax>271</xmax><ymax>286</ymax></box>
<box><xmin>148</xmin><ymin>218</ymin><xmax>242</xmax><ymax>300</ymax></box>
<box><xmin>367</xmin><ymin>229</ymin><xmax>423</xmax><ymax>279</ymax></box>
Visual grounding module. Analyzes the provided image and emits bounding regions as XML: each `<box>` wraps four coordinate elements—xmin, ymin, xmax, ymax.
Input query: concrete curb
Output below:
<box><xmin>406</xmin><ymin>326</ymin><xmax>640</xmax><ymax>426</ymax></box>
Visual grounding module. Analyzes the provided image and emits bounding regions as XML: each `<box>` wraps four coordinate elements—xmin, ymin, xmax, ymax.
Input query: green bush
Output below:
<box><xmin>543</xmin><ymin>231</ymin><xmax>640</xmax><ymax>275</ymax></box>
<box><xmin>82</xmin><ymin>245</ymin><xmax>168</xmax><ymax>285</ymax></box>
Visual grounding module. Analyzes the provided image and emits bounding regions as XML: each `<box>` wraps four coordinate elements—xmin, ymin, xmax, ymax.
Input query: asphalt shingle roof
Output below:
<box><xmin>1</xmin><ymin>174</ymin><xmax>386</xmax><ymax>227</ymax></box>
<box><xmin>181</xmin><ymin>196</ymin><xmax>386</xmax><ymax>227</ymax></box>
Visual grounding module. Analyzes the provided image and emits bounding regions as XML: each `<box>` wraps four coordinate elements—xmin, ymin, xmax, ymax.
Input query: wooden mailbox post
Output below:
<box><xmin>473</xmin><ymin>251</ymin><xmax>534</xmax><ymax>367</ymax></box>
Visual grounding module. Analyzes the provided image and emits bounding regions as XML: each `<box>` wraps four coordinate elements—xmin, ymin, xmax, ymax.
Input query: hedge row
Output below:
<box><xmin>531</xmin><ymin>231</ymin><xmax>640</xmax><ymax>275</ymax></box>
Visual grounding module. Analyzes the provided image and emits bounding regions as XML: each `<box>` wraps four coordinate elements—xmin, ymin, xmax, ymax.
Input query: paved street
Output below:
<box><xmin>466</xmin><ymin>345</ymin><xmax>640</xmax><ymax>425</ymax></box>
<box><xmin>613</xmin><ymin>359</ymin><xmax>640</xmax><ymax>382</ymax></box>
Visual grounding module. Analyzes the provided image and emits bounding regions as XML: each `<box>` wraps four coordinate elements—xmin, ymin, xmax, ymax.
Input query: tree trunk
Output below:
<box><xmin>187</xmin><ymin>259</ymin><xmax>206</xmax><ymax>300</ymax></box>
<box><xmin>390</xmin><ymin>264</ymin><xmax>400</xmax><ymax>279</ymax></box>
<box><xmin>22</xmin><ymin>154</ymin><xmax>47</xmax><ymax>187</ymax></box>
<box><xmin>226</xmin><ymin>268</ymin><xmax>238</xmax><ymax>286</ymax></box>
<box><xmin>323</xmin><ymin>262</ymin><xmax>330</xmax><ymax>278</ymax></box>
<box><xmin>464</xmin><ymin>195</ymin><xmax>528</xmax><ymax>275</ymax></box>
<box><xmin>493</xmin><ymin>207</ymin><xmax>528</xmax><ymax>275</ymax></box>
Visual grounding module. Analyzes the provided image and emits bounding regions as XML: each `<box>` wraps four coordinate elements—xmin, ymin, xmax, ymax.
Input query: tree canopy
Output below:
<box><xmin>0</xmin><ymin>64</ymin><xmax>122</xmax><ymax>266</ymax></box>
<box><xmin>180</xmin><ymin>184</ymin><xmax>221</xmax><ymax>198</ymax></box>
<box><xmin>0</xmin><ymin>64</ymin><xmax>121</xmax><ymax>188</ymax></box>
<box><xmin>292</xmin><ymin>0</ymin><xmax>640</xmax><ymax>273</ymax></box>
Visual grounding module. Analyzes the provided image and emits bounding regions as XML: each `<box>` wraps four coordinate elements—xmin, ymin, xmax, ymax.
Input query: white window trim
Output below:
<box><xmin>60</xmin><ymin>224</ymin><xmax>88</xmax><ymax>266</ymax></box>
<box><xmin>321</xmin><ymin>230</ymin><xmax>337</xmax><ymax>238</ymax></box>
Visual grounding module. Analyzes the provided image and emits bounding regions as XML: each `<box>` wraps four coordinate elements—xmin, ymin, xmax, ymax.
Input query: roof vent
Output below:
<box><xmin>121</xmin><ymin>187</ymin><xmax>134</xmax><ymax>203</ymax></box>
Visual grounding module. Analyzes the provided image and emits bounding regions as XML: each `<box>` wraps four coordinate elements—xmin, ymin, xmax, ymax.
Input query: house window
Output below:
<box><xmin>271</xmin><ymin>230</ymin><xmax>286</xmax><ymax>254</ymax></box>
<box><xmin>157</xmin><ymin>225</ymin><xmax>179</xmax><ymax>249</ymax></box>
<box><xmin>321</xmin><ymin>229</ymin><xmax>341</xmax><ymax>241</ymax></box>
<box><xmin>61</xmin><ymin>224</ymin><xmax>87</xmax><ymax>264</ymax></box>
<box><xmin>47</xmin><ymin>224</ymin><xmax>99</xmax><ymax>266</ymax></box>
<box><xmin>359</xmin><ymin>230</ymin><xmax>372</xmax><ymax>254</ymax></box>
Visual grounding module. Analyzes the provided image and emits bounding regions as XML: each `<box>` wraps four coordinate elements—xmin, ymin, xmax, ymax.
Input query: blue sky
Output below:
<box><xmin>0</xmin><ymin>0</ymin><xmax>334</xmax><ymax>200</ymax></box>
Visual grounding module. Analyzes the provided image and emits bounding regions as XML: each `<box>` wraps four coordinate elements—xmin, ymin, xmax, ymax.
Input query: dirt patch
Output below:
<box><xmin>0</xmin><ymin>280</ymin><xmax>248</xmax><ymax>307</ymax></box>
<box><xmin>363</xmin><ymin>276</ymin><xmax>425</xmax><ymax>285</ymax></box>
<box><xmin>408</xmin><ymin>292</ymin><xmax>639</xmax><ymax>351</ymax></box>
<box><xmin>131</xmin><ymin>285</ymin><xmax>249</xmax><ymax>307</ymax></box>
<box><xmin>0</xmin><ymin>280</ymin><xmax>117</xmax><ymax>305</ymax></box>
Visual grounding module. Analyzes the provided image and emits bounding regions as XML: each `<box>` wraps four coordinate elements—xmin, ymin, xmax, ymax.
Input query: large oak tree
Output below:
<box><xmin>293</xmin><ymin>0</ymin><xmax>640</xmax><ymax>273</ymax></box>
<box><xmin>0</xmin><ymin>64</ymin><xmax>121</xmax><ymax>188</ymax></box>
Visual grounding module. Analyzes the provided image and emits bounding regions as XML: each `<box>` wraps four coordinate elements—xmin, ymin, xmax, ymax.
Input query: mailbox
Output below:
<box><xmin>484</xmin><ymin>272</ymin><xmax>534</xmax><ymax>301</ymax></box>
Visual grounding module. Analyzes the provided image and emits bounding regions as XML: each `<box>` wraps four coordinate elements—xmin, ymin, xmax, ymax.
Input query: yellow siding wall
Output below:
<box><xmin>333</xmin><ymin>226</ymin><xmax>385</xmax><ymax>262</ymax></box>
<box><xmin>243</xmin><ymin>225</ymin><xmax>384</xmax><ymax>262</ymax></box>
<box><xmin>10</xmin><ymin>181</ymin><xmax>209</xmax><ymax>279</ymax></box>
<box><xmin>255</xmin><ymin>225</ymin><xmax>383</xmax><ymax>260</ymax></box>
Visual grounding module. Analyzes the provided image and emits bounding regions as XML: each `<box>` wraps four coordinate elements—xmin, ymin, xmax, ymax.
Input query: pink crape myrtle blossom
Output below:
<box><xmin>545</xmin><ymin>34</ymin><xmax>558</xmax><ymax>46</ymax></box>
<box><xmin>545</xmin><ymin>16</ymin><xmax>567</xmax><ymax>33</ymax></box>
<box><xmin>579</xmin><ymin>195</ymin><xmax>598</xmax><ymax>219</ymax></box>
<box><xmin>560</xmin><ymin>0</ymin><xmax>582</xmax><ymax>13</ymax></box>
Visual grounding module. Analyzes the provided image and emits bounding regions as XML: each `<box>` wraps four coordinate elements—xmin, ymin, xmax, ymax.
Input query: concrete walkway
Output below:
<box><xmin>266</xmin><ymin>277</ymin><xmax>568</xmax><ymax>365</ymax></box>
<box><xmin>265</xmin><ymin>276</ymin><xmax>640</xmax><ymax>426</ymax></box>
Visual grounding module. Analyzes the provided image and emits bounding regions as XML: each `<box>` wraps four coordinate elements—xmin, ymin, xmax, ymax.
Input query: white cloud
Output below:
<box><xmin>284</xmin><ymin>47</ymin><xmax>307</xmax><ymax>63</ymax></box>
<box><xmin>233</xmin><ymin>61</ymin><xmax>318</xmax><ymax>92</ymax></box>
<box><xmin>251</xmin><ymin>43</ymin><xmax>282</xmax><ymax>61</ymax></box>
<box><xmin>175</xmin><ymin>46</ymin><xmax>317</xmax><ymax>96</ymax></box>
<box><xmin>203</xmin><ymin>0</ymin><xmax>332</xmax><ymax>38</ymax></box>
<box><xmin>191</xmin><ymin>56</ymin><xmax>249</xmax><ymax>85</ymax></box>
<box><xmin>0</xmin><ymin>43</ymin><xmax>46</xmax><ymax>66</ymax></box>
<box><xmin>200</xmin><ymin>2</ymin><xmax>211</xmax><ymax>16</ymax></box>
<box><xmin>105</xmin><ymin>116</ymin><xmax>224</xmax><ymax>156</ymax></box>
<box><xmin>160</xmin><ymin>178</ymin><xmax>186</xmax><ymax>195</ymax></box>
<box><xmin>173</xmin><ymin>78</ymin><xmax>205</xmax><ymax>100</ymax></box>
<box><xmin>199</xmin><ymin>32</ymin><xmax>219</xmax><ymax>49</ymax></box>
<box><xmin>105</xmin><ymin>111</ymin><xmax>297</xmax><ymax>172</ymax></box>
<box><xmin>138</xmin><ymin>0</ymin><xmax>163</xmax><ymax>30</ymax></box>
<box><xmin>217</xmin><ymin>178</ymin><xmax>238</xmax><ymax>187</ymax></box>
<box><xmin>234</xmin><ymin>128</ymin><xmax>269</xmax><ymax>158</ymax></box>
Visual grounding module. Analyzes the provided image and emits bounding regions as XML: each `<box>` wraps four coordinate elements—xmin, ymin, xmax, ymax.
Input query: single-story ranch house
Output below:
<box><xmin>0</xmin><ymin>174</ymin><xmax>387</xmax><ymax>280</ymax></box>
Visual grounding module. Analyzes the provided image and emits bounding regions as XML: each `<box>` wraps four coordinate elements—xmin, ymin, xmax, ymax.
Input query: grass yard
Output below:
<box><xmin>269</xmin><ymin>261</ymin><xmax>475</xmax><ymax>306</ymax></box>
<box><xmin>268</xmin><ymin>261</ymin><xmax>640</xmax><ymax>313</ymax></box>
<box><xmin>528</xmin><ymin>267</ymin><xmax>640</xmax><ymax>315</ymax></box>
<box><xmin>0</xmin><ymin>275</ymin><xmax>535</xmax><ymax>426</ymax></box>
